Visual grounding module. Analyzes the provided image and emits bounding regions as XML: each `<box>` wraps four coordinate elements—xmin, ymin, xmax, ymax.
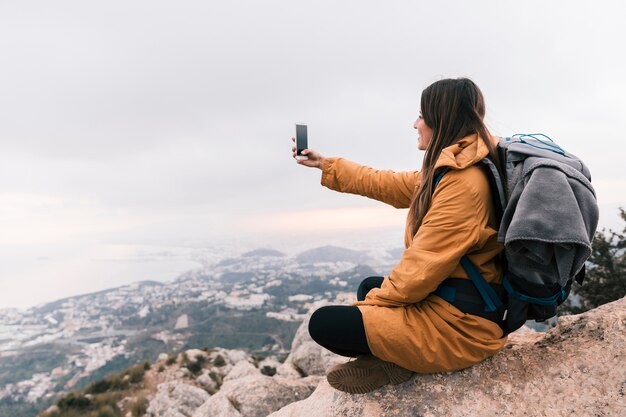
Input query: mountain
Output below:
<box><xmin>0</xmin><ymin>245</ymin><xmax>387</xmax><ymax>416</ymax></box>
<box><xmin>295</xmin><ymin>245</ymin><xmax>368</xmax><ymax>264</ymax></box>
<box><xmin>386</xmin><ymin>246</ymin><xmax>405</xmax><ymax>259</ymax></box>
<box><xmin>241</xmin><ymin>249</ymin><xmax>286</xmax><ymax>258</ymax></box>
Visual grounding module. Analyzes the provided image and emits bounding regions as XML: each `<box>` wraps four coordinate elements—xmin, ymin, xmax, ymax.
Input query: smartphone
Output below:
<box><xmin>295</xmin><ymin>123</ymin><xmax>308</xmax><ymax>161</ymax></box>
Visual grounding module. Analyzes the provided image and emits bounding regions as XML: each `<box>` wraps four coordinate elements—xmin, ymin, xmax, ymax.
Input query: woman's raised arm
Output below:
<box><xmin>291</xmin><ymin>137</ymin><xmax>419</xmax><ymax>208</ymax></box>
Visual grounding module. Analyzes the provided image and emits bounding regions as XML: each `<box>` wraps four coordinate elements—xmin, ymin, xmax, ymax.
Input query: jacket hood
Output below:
<box><xmin>434</xmin><ymin>133</ymin><xmax>499</xmax><ymax>170</ymax></box>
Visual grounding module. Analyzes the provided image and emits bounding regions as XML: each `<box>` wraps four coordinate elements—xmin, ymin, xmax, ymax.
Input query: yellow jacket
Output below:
<box><xmin>321</xmin><ymin>133</ymin><xmax>507</xmax><ymax>373</ymax></box>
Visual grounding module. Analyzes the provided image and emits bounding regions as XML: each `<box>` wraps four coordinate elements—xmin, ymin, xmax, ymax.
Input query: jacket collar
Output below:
<box><xmin>433</xmin><ymin>133</ymin><xmax>498</xmax><ymax>170</ymax></box>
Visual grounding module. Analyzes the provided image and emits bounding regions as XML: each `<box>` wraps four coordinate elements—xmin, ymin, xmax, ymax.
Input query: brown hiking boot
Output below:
<box><xmin>326</xmin><ymin>355</ymin><xmax>413</xmax><ymax>394</ymax></box>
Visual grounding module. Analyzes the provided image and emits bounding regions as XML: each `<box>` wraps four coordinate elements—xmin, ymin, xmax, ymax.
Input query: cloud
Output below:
<box><xmin>241</xmin><ymin>205</ymin><xmax>408</xmax><ymax>236</ymax></box>
<box><xmin>0</xmin><ymin>0</ymin><xmax>625</xmax><ymax>307</ymax></box>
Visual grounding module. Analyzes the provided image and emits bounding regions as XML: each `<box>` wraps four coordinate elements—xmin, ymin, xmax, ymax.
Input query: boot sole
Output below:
<box><xmin>381</xmin><ymin>361</ymin><xmax>413</xmax><ymax>385</ymax></box>
<box><xmin>326</xmin><ymin>364</ymin><xmax>390</xmax><ymax>394</ymax></box>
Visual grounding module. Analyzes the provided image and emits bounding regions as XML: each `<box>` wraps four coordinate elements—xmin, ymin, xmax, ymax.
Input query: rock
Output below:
<box><xmin>223</xmin><ymin>360</ymin><xmax>260</xmax><ymax>382</ymax></box>
<box><xmin>197</xmin><ymin>370</ymin><xmax>219</xmax><ymax>392</ymax></box>
<box><xmin>291</xmin><ymin>344</ymin><xmax>344</xmax><ymax>377</ymax></box>
<box><xmin>205</xmin><ymin>348</ymin><xmax>248</xmax><ymax>373</ymax></box>
<box><xmin>505</xmin><ymin>329</ymin><xmax>546</xmax><ymax>348</ymax></box>
<box><xmin>147</xmin><ymin>381</ymin><xmax>210</xmax><ymax>417</ymax></box>
<box><xmin>192</xmin><ymin>393</ymin><xmax>242</xmax><ymax>417</ymax></box>
<box><xmin>193</xmin><ymin>348</ymin><xmax>260</xmax><ymax>391</ymax></box>
<box><xmin>222</xmin><ymin>349</ymin><xmax>249</xmax><ymax>365</ymax></box>
<box><xmin>275</xmin><ymin>361</ymin><xmax>302</xmax><ymax>378</ymax></box>
<box><xmin>268</xmin><ymin>297</ymin><xmax>626</xmax><ymax>417</ymax></box>
<box><xmin>193</xmin><ymin>393</ymin><xmax>235</xmax><ymax>417</ymax></box>
<box><xmin>268</xmin><ymin>381</ymin><xmax>368</xmax><ymax>417</ymax></box>
<box><xmin>207</xmin><ymin>348</ymin><xmax>239</xmax><ymax>363</ymax></box>
<box><xmin>257</xmin><ymin>356</ymin><xmax>281</xmax><ymax>376</ymax></box>
<box><xmin>185</xmin><ymin>349</ymin><xmax>208</xmax><ymax>360</ymax></box>
<box><xmin>158</xmin><ymin>353</ymin><xmax>169</xmax><ymax>362</ymax></box>
<box><xmin>256</xmin><ymin>356</ymin><xmax>282</xmax><ymax>369</ymax></box>
<box><xmin>193</xmin><ymin>375</ymin><xmax>322</xmax><ymax>417</ymax></box>
<box><xmin>175</xmin><ymin>367</ymin><xmax>191</xmax><ymax>379</ymax></box>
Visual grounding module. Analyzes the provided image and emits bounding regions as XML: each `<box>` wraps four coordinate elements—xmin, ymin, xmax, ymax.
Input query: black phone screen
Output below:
<box><xmin>296</xmin><ymin>124</ymin><xmax>308</xmax><ymax>156</ymax></box>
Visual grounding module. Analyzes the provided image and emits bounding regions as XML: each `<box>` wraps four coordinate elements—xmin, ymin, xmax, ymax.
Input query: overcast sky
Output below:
<box><xmin>1</xmin><ymin>0</ymin><xmax>625</xmax><ymax>309</ymax></box>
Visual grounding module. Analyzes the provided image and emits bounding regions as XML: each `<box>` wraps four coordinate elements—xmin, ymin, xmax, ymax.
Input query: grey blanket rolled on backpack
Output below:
<box><xmin>498</xmin><ymin>150</ymin><xmax>599</xmax><ymax>288</ymax></box>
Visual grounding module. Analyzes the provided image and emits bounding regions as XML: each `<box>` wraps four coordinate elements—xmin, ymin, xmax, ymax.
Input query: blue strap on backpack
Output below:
<box><xmin>432</xmin><ymin>170</ymin><xmax>504</xmax><ymax>317</ymax></box>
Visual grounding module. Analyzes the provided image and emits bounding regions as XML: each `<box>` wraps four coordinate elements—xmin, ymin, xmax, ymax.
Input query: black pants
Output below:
<box><xmin>308</xmin><ymin>276</ymin><xmax>385</xmax><ymax>357</ymax></box>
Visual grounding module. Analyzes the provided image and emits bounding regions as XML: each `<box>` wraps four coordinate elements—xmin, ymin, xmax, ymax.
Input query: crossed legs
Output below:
<box><xmin>307</xmin><ymin>276</ymin><xmax>384</xmax><ymax>357</ymax></box>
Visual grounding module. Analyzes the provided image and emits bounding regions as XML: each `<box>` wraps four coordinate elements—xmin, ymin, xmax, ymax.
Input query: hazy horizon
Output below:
<box><xmin>0</xmin><ymin>229</ymin><xmax>408</xmax><ymax>310</ymax></box>
<box><xmin>1</xmin><ymin>0</ymin><xmax>625</xmax><ymax>309</ymax></box>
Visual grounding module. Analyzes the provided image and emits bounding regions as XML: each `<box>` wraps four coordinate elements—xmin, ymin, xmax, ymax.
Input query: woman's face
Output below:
<box><xmin>413</xmin><ymin>113</ymin><xmax>433</xmax><ymax>151</ymax></box>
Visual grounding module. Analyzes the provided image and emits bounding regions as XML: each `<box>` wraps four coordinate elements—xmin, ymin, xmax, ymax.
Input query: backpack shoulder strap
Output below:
<box><xmin>433</xmin><ymin>168</ymin><xmax>450</xmax><ymax>189</ymax></box>
<box><xmin>432</xmin><ymin>167</ymin><xmax>505</xmax><ymax>314</ymax></box>
<box><xmin>478</xmin><ymin>158</ymin><xmax>507</xmax><ymax>216</ymax></box>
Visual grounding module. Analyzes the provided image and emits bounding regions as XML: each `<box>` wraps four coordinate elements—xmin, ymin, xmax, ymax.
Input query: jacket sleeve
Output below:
<box><xmin>321</xmin><ymin>157</ymin><xmax>419</xmax><ymax>209</ymax></box>
<box><xmin>354</xmin><ymin>170</ymin><xmax>485</xmax><ymax>307</ymax></box>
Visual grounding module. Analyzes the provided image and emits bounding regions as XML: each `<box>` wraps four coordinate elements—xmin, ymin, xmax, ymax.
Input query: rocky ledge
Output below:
<box><xmin>45</xmin><ymin>297</ymin><xmax>625</xmax><ymax>417</ymax></box>
<box><xmin>270</xmin><ymin>297</ymin><xmax>626</xmax><ymax>417</ymax></box>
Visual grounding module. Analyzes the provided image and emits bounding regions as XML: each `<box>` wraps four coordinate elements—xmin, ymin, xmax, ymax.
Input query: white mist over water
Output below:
<box><xmin>0</xmin><ymin>225</ymin><xmax>407</xmax><ymax>310</ymax></box>
<box><xmin>0</xmin><ymin>243</ymin><xmax>202</xmax><ymax>310</ymax></box>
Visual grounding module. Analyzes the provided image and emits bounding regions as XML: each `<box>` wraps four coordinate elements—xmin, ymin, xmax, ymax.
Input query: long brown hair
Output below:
<box><xmin>408</xmin><ymin>78</ymin><xmax>500</xmax><ymax>237</ymax></box>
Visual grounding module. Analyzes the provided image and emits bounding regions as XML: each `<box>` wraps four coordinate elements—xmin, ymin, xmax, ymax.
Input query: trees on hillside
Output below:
<box><xmin>560</xmin><ymin>209</ymin><xmax>626</xmax><ymax>314</ymax></box>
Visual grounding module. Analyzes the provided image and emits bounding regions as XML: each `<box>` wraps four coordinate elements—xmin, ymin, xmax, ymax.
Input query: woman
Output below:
<box><xmin>291</xmin><ymin>78</ymin><xmax>507</xmax><ymax>394</ymax></box>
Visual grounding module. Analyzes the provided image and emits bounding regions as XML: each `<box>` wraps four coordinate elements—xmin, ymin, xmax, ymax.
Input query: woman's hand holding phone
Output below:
<box><xmin>291</xmin><ymin>137</ymin><xmax>325</xmax><ymax>170</ymax></box>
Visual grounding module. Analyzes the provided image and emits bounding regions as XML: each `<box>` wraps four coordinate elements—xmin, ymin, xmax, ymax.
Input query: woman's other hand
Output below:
<box><xmin>291</xmin><ymin>137</ymin><xmax>325</xmax><ymax>170</ymax></box>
